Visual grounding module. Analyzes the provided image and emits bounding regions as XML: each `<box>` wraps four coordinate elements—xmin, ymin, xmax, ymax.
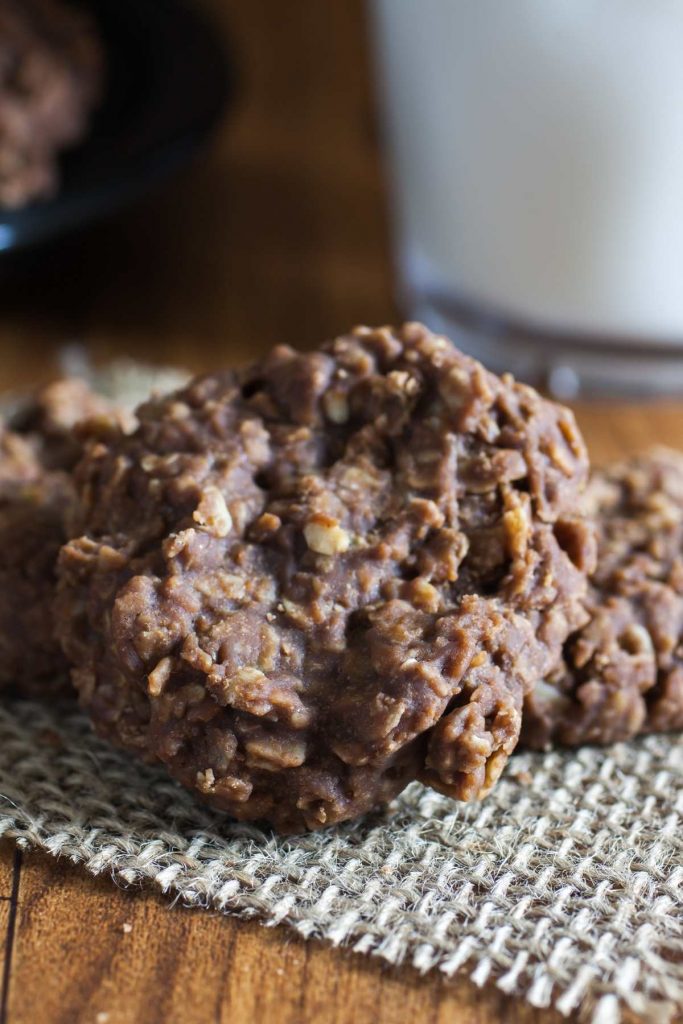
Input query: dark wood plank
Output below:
<box><xmin>0</xmin><ymin>846</ymin><xmax>19</xmax><ymax>1024</ymax></box>
<box><xmin>4</xmin><ymin>843</ymin><xmax>573</xmax><ymax>1024</ymax></box>
<box><xmin>0</xmin><ymin>844</ymin><xmax>12</xmax><ymax>900</ymax></box>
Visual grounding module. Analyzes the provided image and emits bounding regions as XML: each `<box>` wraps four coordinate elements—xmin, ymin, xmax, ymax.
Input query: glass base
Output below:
<box><xmin>406</xmin><ymin>290</ymin><xmax>683</xmax><ymax>400</ymax></box>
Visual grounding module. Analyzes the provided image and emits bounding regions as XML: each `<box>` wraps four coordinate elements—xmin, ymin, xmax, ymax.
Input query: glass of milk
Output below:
<box><xmin>371</xmin><ymin>0</ymin><xmax>683</xmax><ymax>396</ymax></box>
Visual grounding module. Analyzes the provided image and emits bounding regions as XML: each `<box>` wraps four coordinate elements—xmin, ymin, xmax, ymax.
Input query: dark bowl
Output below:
<box><xmin>0</xmin><ymin>0</ymin><xmax>232</xmax><ymax>253</ymax></box>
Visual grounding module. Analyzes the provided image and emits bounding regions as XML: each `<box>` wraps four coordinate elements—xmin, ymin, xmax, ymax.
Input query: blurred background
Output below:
<box><xmin>2</xmin><ymin>0</ymin><xmax>683</xmax><ymax>401</ymax></box>
<box><xmin>0</xmin><ymin>0</ymin><xmax>396</xmax><ymax>391</ymax></box>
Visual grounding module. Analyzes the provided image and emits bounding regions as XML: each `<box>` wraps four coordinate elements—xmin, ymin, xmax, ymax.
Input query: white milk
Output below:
<box><xmin>371</xmin><ymin>0</ymin><xmax>683</xmax><ymax>392</ymax></box>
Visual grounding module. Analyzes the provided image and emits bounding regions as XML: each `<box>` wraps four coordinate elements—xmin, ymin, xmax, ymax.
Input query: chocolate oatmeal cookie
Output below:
<box><xmin>0</xmin><ymin>0</ymin><xmax>103</xmax><ymax>209</ymax></box>
<box><xmin>58</xmin><ymin>324</ymin><xmax>594</xmax><ymax>832</ymax></box>
<box><xmin>6</xmin><ymin>375</ymin><xmax>127</xmax><ymax>466</ymax></box>
<box><xmin>522</xmin><ymin>448</ymin><xmax>683</xmax><ymax>750</ymax></box>
<box><xmin>0</xmin><ymin>377</ymin><xmax>118</xmax><ymax>695</ymax></box>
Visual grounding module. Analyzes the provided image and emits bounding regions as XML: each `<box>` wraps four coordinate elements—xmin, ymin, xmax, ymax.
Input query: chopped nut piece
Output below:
<box><xmin>244</xmin><ymin>734</ymin><xmax>307</xmax><ymax>770</ymax></box>
<box><xmin>304</xmin><ymin>515</ymin><xmax>350</xmax><ymax>555</ymax></box>
<box><xmin>193</xmin><ymin>486</ymin><xmax>233</xmax><ymax>537</ymax></box>
<box><xmin>196</xmin><ymin>768</ymin><xmax>216</xmax><ymax>793</ymax></box>
<box><xmin>503</xmin><ymin>500</ymin><xmax>531</xmax><ymax>559</ymax></box>
<box><xmin>388</xmin><ymin>370</ymin><xmax>420</xmax><ymax>395</ymax></box>
<box><xmin>147</xmin><ymin>656</ymin><xmax>173</xmax><ymax>697</ymax></box>
<box><xmin>410</xmin><ymin>578</ymin><xmax>440</xmax><ymax>613</ymax></box>
<box><xmin>255</xmin><ymin>512</ymin><xmax>281</xmax><ymax>534</ymax></box>
<box><xmin>323</xmin><ymin>390</ymin><xmax>350</xmax><ymax>424</ymax></box>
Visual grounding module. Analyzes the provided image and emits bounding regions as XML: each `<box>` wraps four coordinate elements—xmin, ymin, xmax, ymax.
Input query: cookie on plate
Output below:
<box><xmin>0</xmin><ymin>0</ymin><xmax>103</xmax><ymax>209</ymax></box>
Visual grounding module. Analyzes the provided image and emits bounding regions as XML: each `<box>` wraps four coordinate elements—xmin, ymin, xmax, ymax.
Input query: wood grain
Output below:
<box><xmin>0</xmin><ymin>846</ymin><xmax>19</xmax><ymax>1024</ymax></box>
<box><xmin>1</xmin><ymin>842</ymin><xmax>573</xmax><ymax>1024</ymax></box>
<box><xmin>0</xmin><ymin>0</ymin><xmax>680</xmax><ymax>1021</ymax></box>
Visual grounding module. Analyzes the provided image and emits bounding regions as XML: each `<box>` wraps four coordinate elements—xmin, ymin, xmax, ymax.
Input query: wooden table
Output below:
<box><xmin>0</xmin><ymin>3</ymin><xmax>680</xmax><ymax>1022</ymax></box>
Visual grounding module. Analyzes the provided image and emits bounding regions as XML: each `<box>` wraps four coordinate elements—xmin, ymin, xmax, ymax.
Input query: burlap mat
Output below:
<box><xmin>1</xmin><ymin>359</ymin><xmax>681</xmax><ymax>1022</ymax></box>
<box><xmin>1</xmin><ymin>699</ymin><xmax>682</xmax><ymax>1023</ymax></box>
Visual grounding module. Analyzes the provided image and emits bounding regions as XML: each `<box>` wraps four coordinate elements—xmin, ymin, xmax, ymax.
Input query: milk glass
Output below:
<box><xmin>371</xmin><ymin>0</ymin><xmax>683</xmax><ymax>396</ymax></box>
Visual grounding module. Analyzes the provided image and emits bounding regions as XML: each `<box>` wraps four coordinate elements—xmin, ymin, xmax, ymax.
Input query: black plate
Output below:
<box><xmin>0</xmin><ymin>0</ymin><xmax>232</xmax><ymax>253</ymax></box>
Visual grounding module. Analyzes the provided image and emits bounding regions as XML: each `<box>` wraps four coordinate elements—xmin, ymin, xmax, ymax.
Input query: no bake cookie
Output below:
<box><xmin>0</xmin><ymin>0</ymin><xmax>103</xmax><ymax>208</ymax></box>
<box><xmin>0</xmin><ymin>377</ymin><xmax>117</xmax><ymax>695</ymax></box>
<box><xmin>57</xmin><ymin>324</ymin><xmax>594</xmax><ymax>832</ymax></box>
<box><xmin>523</xmin><ymin>447</ymin><xmax>683</xmax><ymax>749</ymax></box>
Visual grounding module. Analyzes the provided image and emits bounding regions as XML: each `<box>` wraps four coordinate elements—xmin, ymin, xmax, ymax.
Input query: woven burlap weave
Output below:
<box><xmin>0</xmin><ymin>699</ymin><xmax>682</xmax><ymax>1023</ymax></box>
<box><xmin>0</xmin><ymin>357</ymin><xmax>682</xmax><ymax>1021</ymax></box>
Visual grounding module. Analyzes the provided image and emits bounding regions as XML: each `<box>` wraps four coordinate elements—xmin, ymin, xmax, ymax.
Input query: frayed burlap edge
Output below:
<box><xmin>0</xmin><ymin>699</ymin><xmax>682</xmax><ymax>1024</ymax></box>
